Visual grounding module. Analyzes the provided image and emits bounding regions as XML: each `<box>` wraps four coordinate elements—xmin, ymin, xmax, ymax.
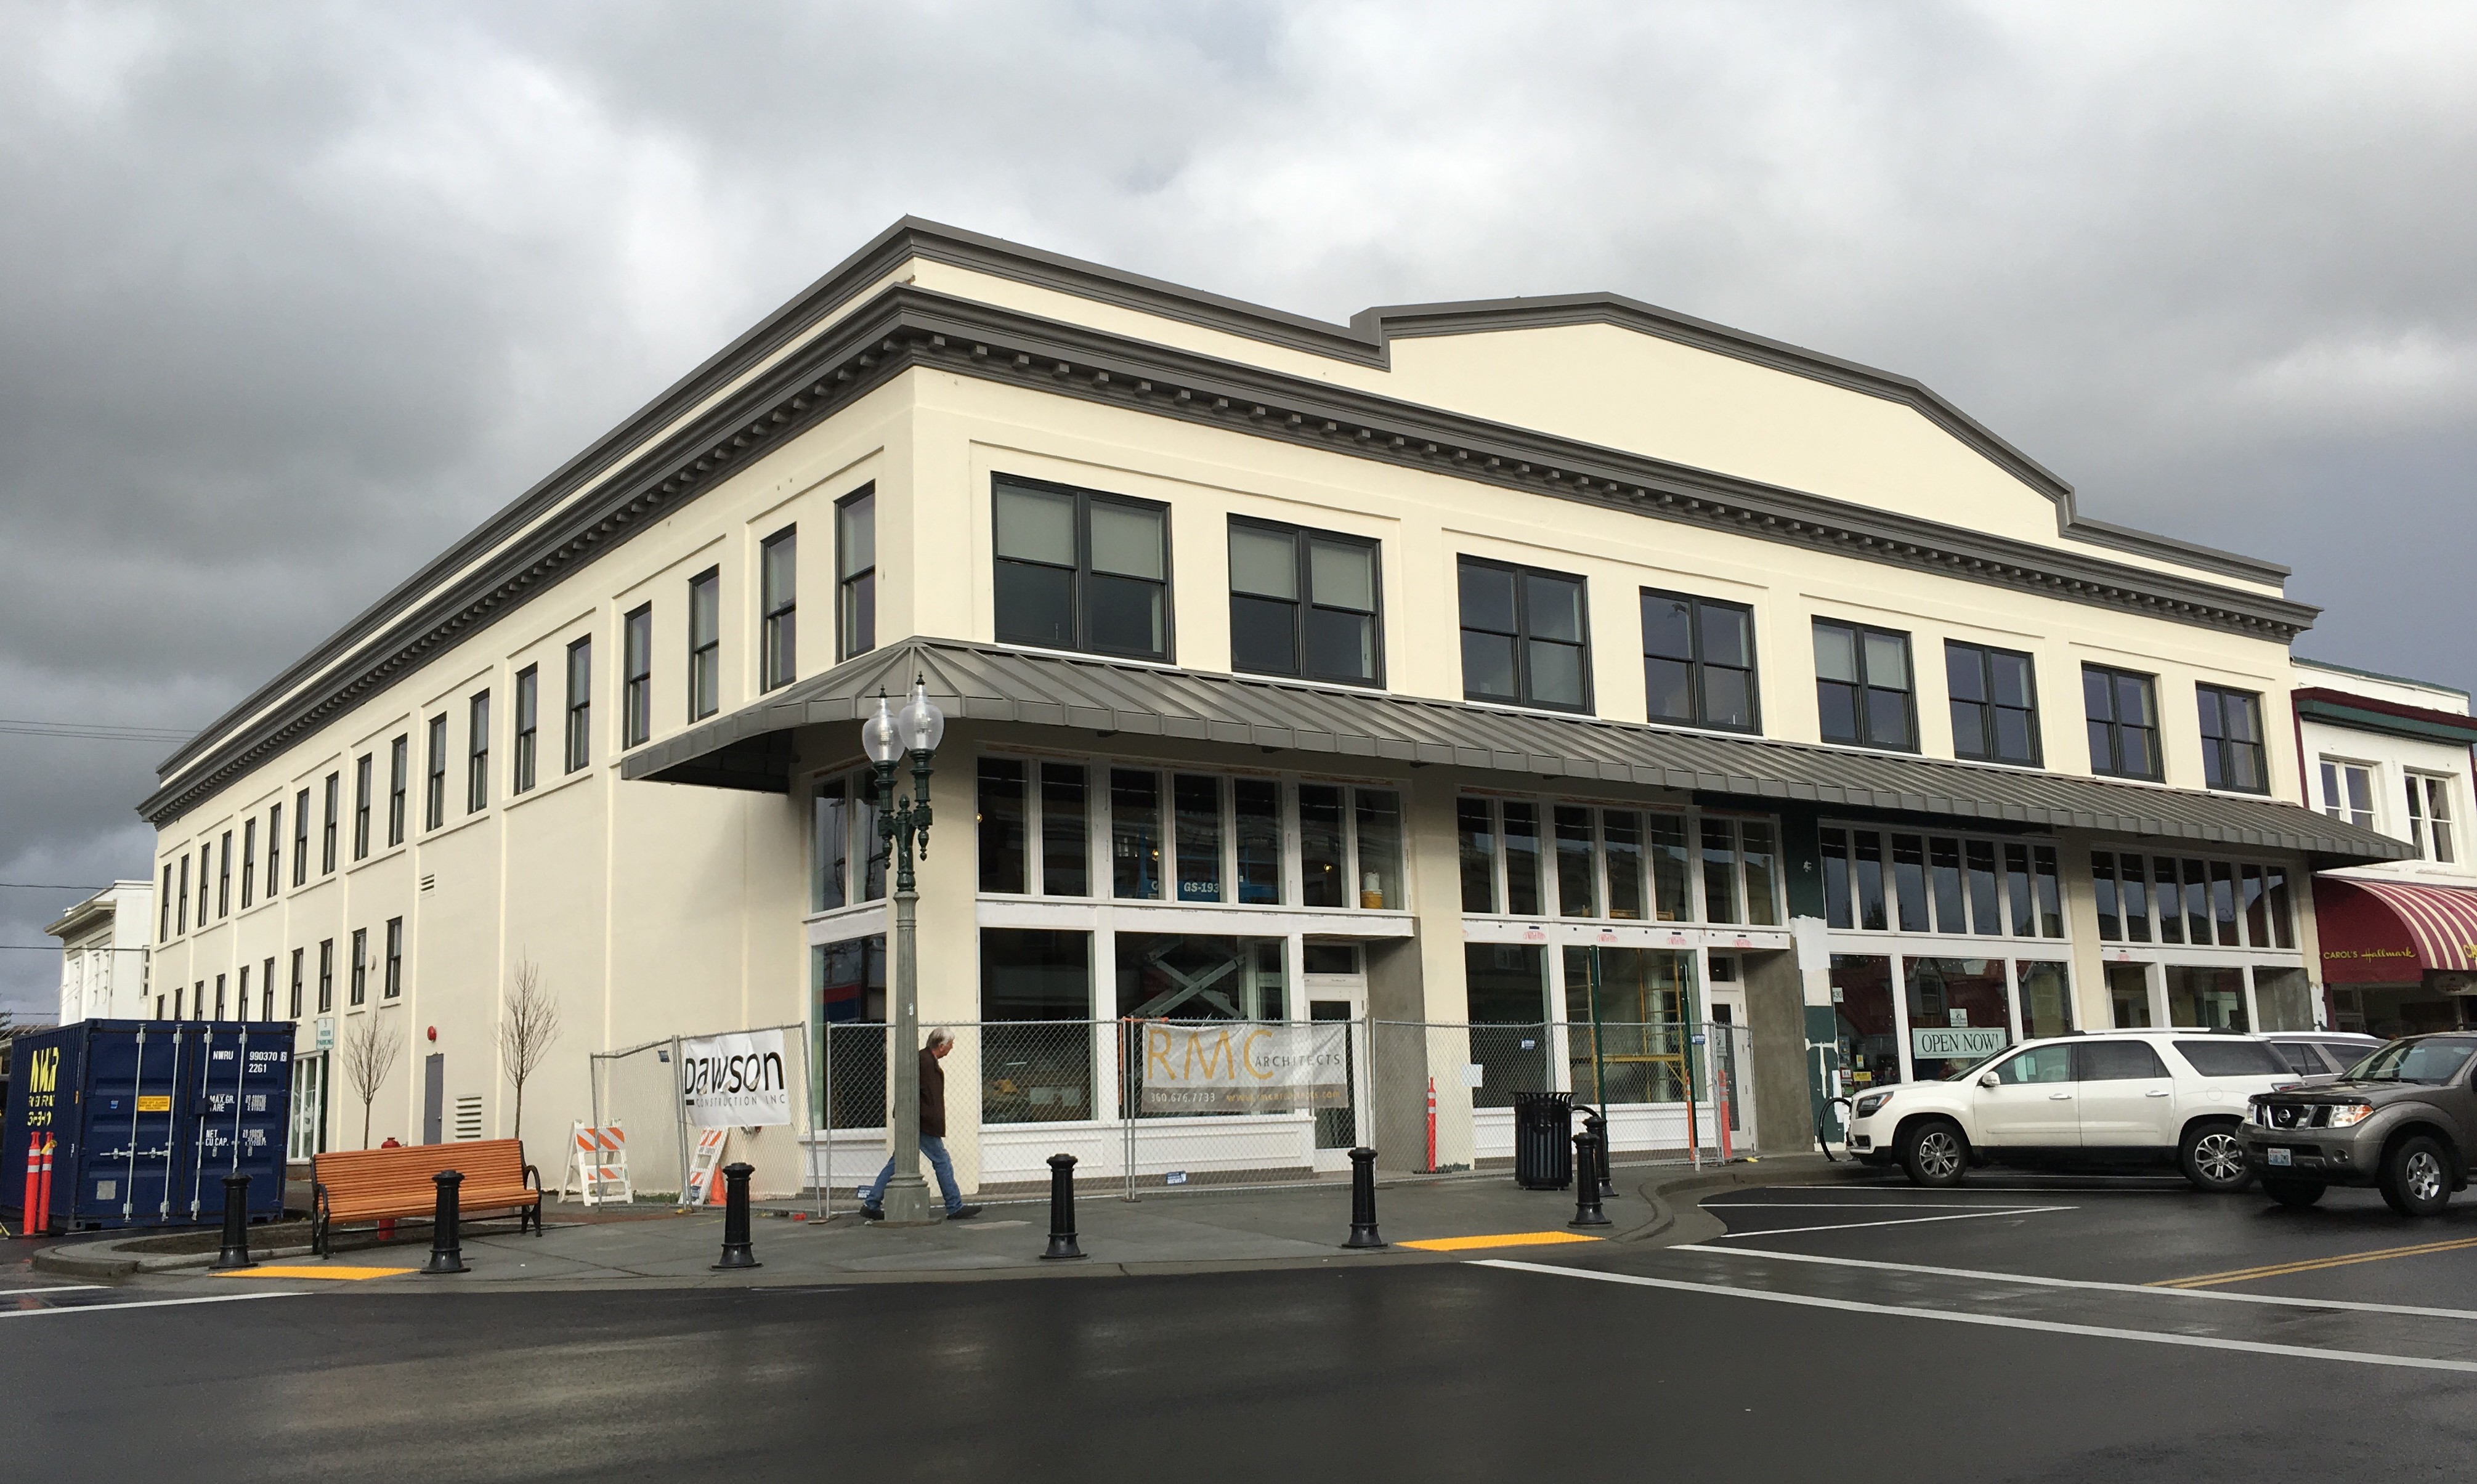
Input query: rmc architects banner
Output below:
<box><xmin>1140</xmin><ymin>1021</ymin><xmax>1350</xmax><ymax>1114</ymax></box>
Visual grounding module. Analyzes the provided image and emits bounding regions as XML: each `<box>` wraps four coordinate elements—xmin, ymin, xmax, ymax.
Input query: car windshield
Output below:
<box><xmin>2346</xmin><ymin>1039</ymin><xmax>2477</xmax><ymax>1085</ymax></box>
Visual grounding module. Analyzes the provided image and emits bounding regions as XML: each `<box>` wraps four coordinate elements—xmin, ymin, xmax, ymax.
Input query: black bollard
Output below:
<box><xmin>712</xmin><ymin>1161</ymin><xmax>761</xmax><ymax>1270</ymax></box>
<box><xmin>1344</xmin><ymin>1147</ymin><xmax>1387</xmax><ymax>1249</ymax></box>
<box><xmin>422</xmin><ymin>1170</ymin><xmax>468</xmax><ymax>1274</ymax></box>
<box><xmin>1041</xmin><ymin>1153</ymin><xmax>1085</xmax><ymax>1260</ymax></box>
<box><xmin>1569</xmin><ymin>1130</ymin><xmax>1611</xmax><ymax>1228</ymax></box>
<box><xmin>209</xmin><ymin>1172</ymin><xmax>257</xmax><ymax>1271</ymax></box>
<box><xmin>1584</xmin><ymin>1109</ymin><xmax>1615</xmax><ymax>1198</ymax></box>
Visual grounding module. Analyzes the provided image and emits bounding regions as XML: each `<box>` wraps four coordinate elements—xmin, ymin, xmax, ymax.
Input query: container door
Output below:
<box><xmin>195</xmin><ymin>1026</ymin><xmax>294</xmax><ymax>1221</ymax></box>
<box><xmin>78</xmin><ymin>1024</ymin><xmax>187</xmax><ymax>1226</ymax></box>
<box><xmin>6</xmin><ymin>1026</ymin><xmax>81</xmax><ymax>1230</ymax></box>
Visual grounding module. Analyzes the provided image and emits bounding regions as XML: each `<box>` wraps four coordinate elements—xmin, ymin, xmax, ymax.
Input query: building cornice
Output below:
<box><xmin>140</xmin><ymin>275</ymin><xmax>2319</xmax><ymax>827</ymax></box>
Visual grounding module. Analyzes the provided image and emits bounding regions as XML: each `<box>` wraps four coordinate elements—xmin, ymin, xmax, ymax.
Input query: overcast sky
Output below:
<box><xmin>3</xmin><ymin>2</ymin><xmax>2472</xmax><ymax>1017</ymax></box>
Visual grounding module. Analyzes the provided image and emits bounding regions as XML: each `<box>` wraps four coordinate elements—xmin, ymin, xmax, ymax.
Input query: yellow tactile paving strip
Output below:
<box><xmin>1398</xmin><ymin>1231</ymin><xmax>1606</xmax><ymax>1252</ymax></box>
<box><xmin>2153</xmin><ymin>1235</ymin><xmax>2477</xmax><ymax>1289</ymax></box>
<box><xmin>210</xmin><ymin>1265</ymin><xmax>418</xmax><ymax>1281</ymax></box>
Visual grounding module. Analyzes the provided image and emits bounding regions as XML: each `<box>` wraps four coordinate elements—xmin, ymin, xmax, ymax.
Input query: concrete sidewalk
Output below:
<box><xmin>48</xmin><ymin>1154</ymin><xmax>1867</xmax><ymax>1291</ymax></box>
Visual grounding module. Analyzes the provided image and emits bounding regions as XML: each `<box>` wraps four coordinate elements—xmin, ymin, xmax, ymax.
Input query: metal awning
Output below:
<box><xmin>620</xmin><ymin>636</ymin><xmax>2410</xmax><ymax>864</ymax></box>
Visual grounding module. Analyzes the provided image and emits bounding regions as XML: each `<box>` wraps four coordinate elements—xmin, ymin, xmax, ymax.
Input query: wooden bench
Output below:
<box><xmin>312</xmin><ymin>1139</ymin><xmax>542</xmax><ymax>1255</ymax></box>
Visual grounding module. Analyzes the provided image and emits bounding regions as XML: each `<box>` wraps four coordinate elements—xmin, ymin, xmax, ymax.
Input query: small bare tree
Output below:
<box><xmin>497</xmin><ymin>954</ymin><xmax>562</xmax><ymax>1143</ymax></box>
<box><xmin>341</xmin><ymin>1013</ymin><xmax>403</xmax><ymax>1148</ymax></box>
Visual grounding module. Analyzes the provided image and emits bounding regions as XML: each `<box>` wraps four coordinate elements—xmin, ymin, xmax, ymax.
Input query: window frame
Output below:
<box><xmin>217</xmin><ymin>830</ymin><xmax>232</xmax><ymax>917</ymax></box>
<box><xmin>2196</xmin><ymin>683</ymin><xmax>2269</xmax><ymax>795</ymax></box>
<box><xmin>383</xmin><ymin>917</ymin><xmax>404</xmax><ymax>1000</ymax></box>
<box><xmin>622</xmin><ymin>604</ymin><xmax>652</xmax><ymax>748</ymax></box>
<box><xmin>1812</xmin><ymin>618</ymin><xmax>1918</xmax><ymax>752</ymax></box>
<box><xmin>2407</xmin><ymin>772</ymin><xmax>2459</xmax><ymax>863</ymax></box>
<box><xmin>2319</xmin><ymin>756</ymin><xmax>2377</xmax><ymax>830</ymax></box>
<box><xmin>1946</xmin><ymin>639</ymin><xmax>2042</xmax><ymax>766</ymax></box>
<box><xmin>349</xmin><ymin>927</ymin><xmax>367</xmax><ymax>1007</ymax></box>
<box><xmin>991</xmin><ymin>475</ymin><xmax>1176</xmax><ymax>663</ymax></box>
<box><xmin>424</xmin><ymin>716</ymin><xmax>447</xmax><ymax>830</ymax></box>
<box><xmin>760</xmin><ymin>526</ymin><xmax>798</xmax><ymax>691</ymax></box>
<box><xmin>292</xmin><ymin>788</ymin><xmax>310</xmax><ymax>886</ymax></box>
<box><xmin>837</xmin><ymin>485</ymin><xmax>876</xmax><ymax>662</ymax></box>
<box><xmin>1457</xmin><ymin>555</ymin><xmax>1594</xmax><ymax>714</ymax></box>
<box><xmin>1642</xmin><ymin>588</ymin><xmax>1759</xmax><ymax>734</ymax></box>
<box><xmin>688</xmin><ymin>567</ymin><xmax>721</xmax><ymax>720</ymax></box>
<box><xmin>513</xmin><ymin>667</ymin><xmax>538</xmax><ymax>794</ymax></box>
<box><xmin>320</xmin><ymin>772</ymin><xmax>339</xmax><ymax>874</ymax></box>
<box><xmin>1225</xmin><ymin>515</ymin><xmax>1385</xmax><ymax>688</ymax></box>
<box><xmin>352</xmin><ymin>755</ymin><xmax>372</xmax><ymax>861</ymax></box>
<box><xmin>240</xmin><ymin>819</ymin><xmax>255</xmax><ymax>908</ymax></box>
<box><xmin>564</xmin><ymin>635</ymin><xmax>592</xmax><ymax>774</ymax></box>
<box><xmin>288</xmin><ymin>947</ymin><xmax>304</xmax><ymax>1019</ymax></box>
<box><xmin>467</xmin><ymin>691</ymin><xmax>491</xmax><ymax>814</ymax></box>
<box><xmin>387</xmin><ymin>735</ymin><xmax>408</xmax><ymax>846</ymax></box>
<box><xmin>317</xmin><ymin>937</ymin><xmax>334</xmax><ymax>1013</ymax></box>
<box><xmin>2083</xmin><ymin>663</ymin><xmax>2163</xmax><ymax>782</ymax></box>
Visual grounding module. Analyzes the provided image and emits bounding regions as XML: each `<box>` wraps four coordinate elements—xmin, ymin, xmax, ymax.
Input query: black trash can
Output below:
<box><xmin>1512</xmin><ymin>1092</ymin><xmax>1575</xmax><ymax>1190</ymax></box>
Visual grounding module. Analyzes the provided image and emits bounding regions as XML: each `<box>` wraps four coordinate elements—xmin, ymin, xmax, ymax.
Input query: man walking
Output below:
<box><xmin>862</xmin><ymin>1028</ymin><xmax>981</xmax><ymax>1220</ymax></box>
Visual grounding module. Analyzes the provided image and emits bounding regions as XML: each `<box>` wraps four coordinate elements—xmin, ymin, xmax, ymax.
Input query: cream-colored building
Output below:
<box><xmin>44</xmin><ymin>881</ymin><xmax>152</xmax><ymax>1025</ymax></box>
<box><xmin>2292</xmin><ymin>657</ymin><xmax>2477</xmax><ymax>1036</ymax></box>
<box><xmin>139</xmin><ymin>219</ymin><xmax>2403</xmax><ymax>1195</ymax></box>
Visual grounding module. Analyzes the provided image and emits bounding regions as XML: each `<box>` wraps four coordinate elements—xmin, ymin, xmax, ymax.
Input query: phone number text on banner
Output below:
<box><xmin>1140</xmin><ymin>1022</ymin><xmax>1350</xmax><ymax>1113</ymax></box>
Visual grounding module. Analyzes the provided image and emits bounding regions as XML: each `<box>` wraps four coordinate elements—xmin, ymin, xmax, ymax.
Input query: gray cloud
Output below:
<box><xmin>3</xmin><ymin>1</ymin><xmax>2471</xmax><ymax>1013</ymax></box>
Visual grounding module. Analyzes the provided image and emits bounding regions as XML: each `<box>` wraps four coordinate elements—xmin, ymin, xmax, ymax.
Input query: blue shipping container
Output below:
<box><xmin>3</xmin><ymin>1020</ymin><xmax>293</xmax><ymax>1233</ymax></box>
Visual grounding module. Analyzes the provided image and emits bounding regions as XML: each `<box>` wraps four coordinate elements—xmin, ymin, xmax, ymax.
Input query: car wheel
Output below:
<box><xmin>2380</xmin><ymin>1135</ymin><xmax>2453</xmax><ymax>1217</ymax></box>
<box><xmin>1899</xmin><ymin>1119</ymin><xmax>1968</xmax><ymax>1188</ymax></box>
<box><xmin>2179</xmin><ymin>1122</ymin><xmax>2253</xmax><ymax>1194</ymax></box>
<box><xmin>2262</xmin><ymin>1178</ymin><xmax>2325</xmax><ymax>1209</ymax></box>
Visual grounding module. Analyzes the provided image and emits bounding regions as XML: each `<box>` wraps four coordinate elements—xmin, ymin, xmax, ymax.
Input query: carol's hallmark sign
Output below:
<box><xmin>1140</xmin><ymin>1023</ymin><xmax>1349</xmax><ymax>1113</ymax></box>
<box><xmin>679</xmin><ymin>1030</ymin><xmax>791</xmax><ymax>1128</ymax></box>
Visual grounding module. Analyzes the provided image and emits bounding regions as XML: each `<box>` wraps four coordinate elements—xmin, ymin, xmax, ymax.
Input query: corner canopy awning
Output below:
<box><xmin>2314</xmin><ymin>877</ymin><xmax>2477</xmax><ymax>983</ymax></box>
<box><xmin>621</xmin><ymin>636</ymin><xmax>2411</xmax><ymax>864</ymax></box>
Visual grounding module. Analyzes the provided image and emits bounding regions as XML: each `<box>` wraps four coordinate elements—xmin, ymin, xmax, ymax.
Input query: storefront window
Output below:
<box><xmin>1458</xmin><ymin>799</ymin><xmax>1497</xmax><ymax>912</ymax></box>
<box><xmin>1234</xmin><ymin>780</ymin><xmax>1282</xmax><ymax>904</ymax></box>
<box><xmin>1905</xmin><ymin>957</ymin><xmax>2011</xmax><ymax>1081</ymax></box>
<box><xmin>813</xmin><ymin>777</ymin><xmax>849</xmax><ymax>911</ymax></box>
<box><xmin>2016</xmin><ymin>960</ymin><xmax>2074</xmax><ymax>1038</ymax></box>
<box><xmin>1832</xmin><ymin>955</ymin><xmax>1899</xmax><ymax>1087</ymax></box>
<box><xmin>2107</xmin><ymin>962</ymin><xmax>2153</xmax><ymax>1027</ymax></box>
<box><xmin>2165</xmin><ymin>963</ymin><xmax>2247</xmax><ymax>1031</ymax></box>
<box><xmin>814</xmin><ymin>935</ymin><xmax>887</xmax><ymax>1130</ymax></box>
<box><xmin>1299</xmin><ymin>785</ymin><xmax>1348</xmax><ymax>907</ymax></box>
<box><xmin>1465</xmin><ymin>943</ymin><xmax>1549</xmax><ymax>1107</ymax></box>
<box><xmin>1119</xmin><ymin>935</ymin><xmax>1287</xmax><ymax>1121</ymax></box>
<box><xmin>2094</xmin><ymin>849</ymin><xmax>2294</xmax><ymax>951</ymax></box>
<box><xmin>1042</xmin><ymin>764</ymin><xmax>1089</xmax><ymax>896</ymax></box>
<box><xmin>1562</xmin><ymin>946</ymin><xmax>1693</xmax><ymax>1105</ymax></box>
<box><xmin>2253</xmin><ymin>966</ymin><xmax>2313</xmax><ymax>1032</ymax></box>
<box><xmin>1502</xmin><ymin>803</ymin><xmax>1543</xmax><ymax>915</ymax></box>
<box><xmin>978</xmin><ymin>760</ymin><xmax>1028</xmax><ymax>894</ymax></box>
<box><xmin>1175</xmin><ymin>775</ymin><xmax>1224</xmax><ymax>902</ymax></box>
<box><xmin>1557</xmin><ymin>807</ymin><xmax>1597</xmax><ymax>918</ymax></box>
<box><xmin>981</xmin><ymin>929</ymin><xmax>1093</xmax><ymax>1125</ymax></box>
<box><xmin>1111</xmin><ymin>769</ymin><xmax>1162</xmax><ymax>899</ymax></box>
<box><xmin>1355</xmin><ymin>790</ymin><xmax>1403</xmax><ymax>909</ymax></box>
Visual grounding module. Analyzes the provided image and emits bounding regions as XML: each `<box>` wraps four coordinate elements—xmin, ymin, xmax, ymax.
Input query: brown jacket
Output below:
<box><xmin>918</xmin><ymin>1047</ymin><xmax>946</xmax><ymax>1138</ymax></box>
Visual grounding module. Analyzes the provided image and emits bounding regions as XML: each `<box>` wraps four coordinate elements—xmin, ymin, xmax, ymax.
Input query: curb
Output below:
<box><xmin>34</xmin><ymin>1236</ymin><xmax>322</xmax><ymax>1279</ymax></box>
<box><xmin>1620</xmin><ymin>1153</ymin><xmax>1881</xmax><ymax>1246</ymax></box>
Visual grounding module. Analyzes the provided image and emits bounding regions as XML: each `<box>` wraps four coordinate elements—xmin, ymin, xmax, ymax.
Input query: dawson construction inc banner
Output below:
<box><xmin>1139</xmin><ymin>1022</ymin><xmax>1350</xmax><ymax>1114</ymax></box>
<box><xmin>678</xmin><ymin>1029</ymin><xmax>792</xmax><ymax>1129</ymax></box>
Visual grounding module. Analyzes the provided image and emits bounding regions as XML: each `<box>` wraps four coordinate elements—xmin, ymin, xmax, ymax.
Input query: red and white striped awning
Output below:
<box><xmin>2315</xmin><ymin>877</ymin><xmax>2477</xmax><ymax>984</ymax></box>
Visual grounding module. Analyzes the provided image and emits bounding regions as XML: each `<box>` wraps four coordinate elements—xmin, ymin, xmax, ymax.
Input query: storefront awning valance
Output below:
<box><xmin>2314</xmin><ymin>876</ymin><xmax>2477</xmax><ymax>983</ymax></box>
<box><xmin>620</xmin><ymin>636</ymin><xmax>2410</xmax><ymax>864</ymax></box>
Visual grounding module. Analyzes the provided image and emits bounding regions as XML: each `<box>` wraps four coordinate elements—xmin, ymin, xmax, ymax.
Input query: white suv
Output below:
<box><xmin>1844</xmin><ymin>1031</ymin><xmax>2295</xmax><ymax>1192</ymax></box>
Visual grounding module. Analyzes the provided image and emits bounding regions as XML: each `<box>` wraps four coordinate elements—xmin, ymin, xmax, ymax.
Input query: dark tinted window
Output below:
<box><xmin>2075</xmin><ymin>1040</ymin><xmax>2168</xmax><ymax>1081</ymax></box>
<box><xmin>2270</xmin><ymin>1040</ymin><xmax>2329</xmax><ymax>1076</ymax></box>
<box><xmin>2175</xmin><ymin>1039</ymin><xmax>2285</xmax><ymax>1077</ymax></box>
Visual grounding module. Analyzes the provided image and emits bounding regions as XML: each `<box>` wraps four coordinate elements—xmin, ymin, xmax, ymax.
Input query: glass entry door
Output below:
<box><xmin>1307</xmin><ymin>948</ymin><xmax>1367</xmax><ymax>1172</ymax></box>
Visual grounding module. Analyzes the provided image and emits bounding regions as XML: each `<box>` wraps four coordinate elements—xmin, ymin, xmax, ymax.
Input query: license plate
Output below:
<box><xmin>2267</xmin><ymin>1147</ymin><xmax>2292</xmax><ymax>1167</ymax></box>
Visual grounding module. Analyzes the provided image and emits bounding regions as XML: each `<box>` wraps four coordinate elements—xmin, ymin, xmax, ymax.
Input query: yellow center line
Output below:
<box><xmin>210</xmin><ymin>1265</ymin><xmax>418</xmax><ymax>1281</ymax></box>
<box><xmin>2152</xmin><ymin>1236</ymin><xmax>2477</xmax><ymax>1289</ymax></box>
<box><xmin>1398</xmin><ymin>1231</ymin><xmax>1605</xmax><ymax>1252</ymax></box>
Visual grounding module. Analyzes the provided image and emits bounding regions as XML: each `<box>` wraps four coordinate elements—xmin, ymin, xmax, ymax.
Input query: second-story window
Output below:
<box><xmin>1948</xmin><ymin>641</ymin><xmax>2040</xmax><ymax>766</ymax></box>
<box><xmin>384</xmin><ymin>917</ymin><xmax>404</xmax><ymax>999</ymax></box>
<box><xmin>565</xmin><ymin>636</ymin><xmax>592</xmax><ymax>773</ymax></box>
<box><xmin>176</xmin><ymin>854</ymin><xmax>189</xmax><ymax>933</ymax></box>
<box><xmin>321</xmin><ymin>772</ymin><xmax>339</xmax><ymax>874</ymax></box>
<box><xmin>352</xmin><ymin>755</ymin><xmax>372</xmax><ymax>859</ymax></box>
<box><xmin>1228</xmin><ymin>518</ymin><xmax>1381</xmax><ymax>686</ymax></box>
<box><xmin>266</xmin><ymin>801</ymin><xmax>281</xmax><ymax>898</ymax></box>
<box><xmin>350</xmin><ymin>926</ymin><xmax>367</xmax><ymax>1007</ymax></box>
<box><xmin>2197</xmin><ymin>684</ymin><xmax>2266</xmax><ymax>793</ymax></box>
<box><xmin>387</xmin><ymin>735</ymin><xmax>408</xmax><ymax>846</ymax></box>
<box><xmin>2407</xmin><ymin>774</ymin><xmax>2457</xmax><ymax>862</ymax></box>
<box><xmin>424</xmin><ymin>716</ymin><xmax>447</xmax><ymax>829</ymax></box>
<box><xmin>688</xmin><ymin>568</ymin><xmax>720</xmax><ymax>719</ymax></box>
<box><xmin>240</xmin><ymin>819</ymin><xmax>256</xmax><ymax>908</ymax></box>
<box><xmin>1643</xmin><ymin>590</ymin><xmax>1756</xmax><ymax>732</ymax></box>
<box><xmin>1458</xmin><ymin>557</ymin><xmax>1589</xmax><ymax>712</ymax></box>
<box><xmin>468</xmin><ymin>691</ymin><xmax>491</xmax><ymax>813</ymax></box>
<box><xmin>217</xmin><ymin>831</ymin><xmax>232</xmax><ymax>915</ymax></box>
<box><xmin>1814</xmin><ymin>620</ymin><xmax>1915</xmax><ymax>750</ymax></box>
<box><xmin>513</xmin><ymin>667</ymin><xmax>539</xmax><ymax>794</ymax></box>
<box><xmin>292</xmin><ymin>787</ymin><xmax>310</xmax><ymax>886</ymax></box>
<box><xmin>2084</xmin><ymin>665</ymin><xmax>2160</xmax><ymax>781</ymax></box>
<box><xmin>623</xmin><ymin>605</ymin><xmax>652</xmax><ymax>747</ymax></box>
<box><xmin>993</xmin><ymin>477</ymin><xmax>1171</xmax><ymax>662</ymax></box>
<box><xmin>838</xmin><ymin>488</ymin><xmax>875</xmax><ymax>660</ymax></box>
<box><xmin>761</xmin><ymin>527</ymin><xmax>797</xmax><ymax>690</ymax></box>
<box><xmin>2321</xmin><ymin>759</ymin><xmax>2376</xmax><ymax>829</ymax></box>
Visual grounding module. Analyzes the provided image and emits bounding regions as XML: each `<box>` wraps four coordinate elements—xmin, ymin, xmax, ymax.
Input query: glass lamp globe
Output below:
<box><xmin>861</xmin><ymin>694</ymin><xmax>903</xmax><ymax>766</ymax></box>
<box><xmin>897</xmin><ymin>676</ymin><xmax>945</xmax><ymax>756</ymax></box>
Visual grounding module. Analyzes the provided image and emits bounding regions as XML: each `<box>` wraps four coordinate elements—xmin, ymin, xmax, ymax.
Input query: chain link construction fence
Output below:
<box><xmin>810</xmin><ymin>1018</ymin><xmax>1756</xmax><ymax>1211</ymax></box>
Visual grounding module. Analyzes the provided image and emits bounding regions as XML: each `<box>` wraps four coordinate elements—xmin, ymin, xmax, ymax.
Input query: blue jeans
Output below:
<box><xmin>865</xmin><ymin>1133</ymin><xmax>963</xmax><ymax>1212</ymax></box>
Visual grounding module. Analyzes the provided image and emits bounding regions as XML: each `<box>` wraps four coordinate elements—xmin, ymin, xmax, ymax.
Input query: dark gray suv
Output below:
<box><xmin>2239</xmin><ymin>1034</ymin><xmax>2477</xmax><ymax>1215</ymax></box>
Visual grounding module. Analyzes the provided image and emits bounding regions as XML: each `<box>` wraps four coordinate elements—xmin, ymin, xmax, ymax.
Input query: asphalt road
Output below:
<box><xmin>12</xmin><ymin>1177</ymin><xmax>2477</xmax><ymax>1483</ymax></box>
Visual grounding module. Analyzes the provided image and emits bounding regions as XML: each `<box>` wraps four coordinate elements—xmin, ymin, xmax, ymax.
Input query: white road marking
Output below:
<box><xmin>0</xmin><ymin>1291</ymin><xmax>304</xmax><ymax>1320</ymax></box>
<box><xmin>1703</xmin><ymin>1202</ymin><xmax>2059</xmax><ymax>1209</ymax></box>
<box><xmin>0</xmin><ymin>1284</ymin><xmax>106</xmax><ymax>1298</ymax></box>
<box><xmin>1703</xmin><ymin>1207</ymin><xmax>2074</xmax><ymax>1239</ymax></box>
<box><xmin>1671</xmin><ymin>1244</ymin><xmax>2477</xmax><ymax>1323</ymax></box>
<box><xmin>1474</xmin><ymin>1259</ymin><xmax>2477</xmax><ymax>1374</ymax></box>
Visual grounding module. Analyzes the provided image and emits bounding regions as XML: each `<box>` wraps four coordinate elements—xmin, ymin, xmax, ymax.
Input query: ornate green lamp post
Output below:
<box><xmin>862</xmin><ymin>676</ymin><xmax>945</xmax><ymax>1225</ymax></box>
